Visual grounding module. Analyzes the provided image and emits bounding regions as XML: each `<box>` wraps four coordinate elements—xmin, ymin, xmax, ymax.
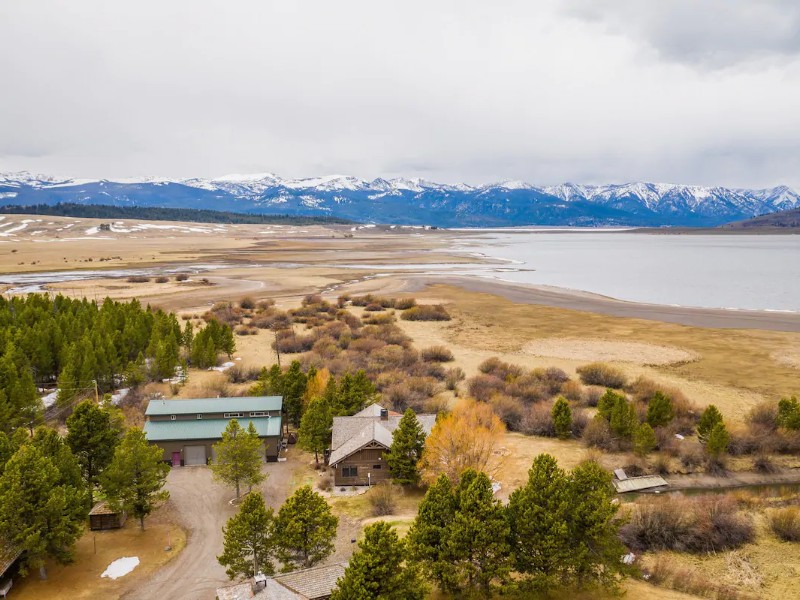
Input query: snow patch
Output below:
<box><xmin>101</xmin><ymin>557</ymin><xmax>140</xmax><ymax>579</ymax></box>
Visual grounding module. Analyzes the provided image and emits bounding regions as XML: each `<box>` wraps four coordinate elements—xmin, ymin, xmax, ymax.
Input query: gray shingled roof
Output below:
<box><xmin>329</xmin><ymin>406</ymin><xmax>436</xmax><ymax>466</ymax></box>
<box><xmin>274</xmin><ymin>562</ymin><xmax>347</xmax><ymax>599</ymax></box>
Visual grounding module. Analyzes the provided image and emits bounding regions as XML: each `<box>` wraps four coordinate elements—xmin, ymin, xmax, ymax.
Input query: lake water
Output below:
<box><xmin>459</xmin><ymin>232</ymin><xmax>800</xmax><ymax>312</ymax></box>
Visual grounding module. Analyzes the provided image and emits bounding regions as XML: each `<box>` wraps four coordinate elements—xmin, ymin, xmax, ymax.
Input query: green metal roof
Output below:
<box><xmin>143</xmin><ymin>417</ymin><xmax>282</xmax><ymax>441</ymax></box>
<box><xmin>145</xmin><ymin>396</ymin><xmax>282</xmax><ymax>416</ymax></box>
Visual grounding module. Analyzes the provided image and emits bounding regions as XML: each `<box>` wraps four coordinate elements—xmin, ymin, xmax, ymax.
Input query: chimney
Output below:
<box><xmin>252</xmin><ymin>573</ymin><xmax>268</xmax><ymax>592</ymax></box>
<box><xmin>380</xmin><ymin>408</ymin><xmax>389</xmax><ymax>421</ymax></box>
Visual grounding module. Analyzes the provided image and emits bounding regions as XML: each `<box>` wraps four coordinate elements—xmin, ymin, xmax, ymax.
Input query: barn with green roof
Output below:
<box><xmin>143</xmin><ymin>396</ymin><xmax>283</xmax><ymax>466</ymax></box>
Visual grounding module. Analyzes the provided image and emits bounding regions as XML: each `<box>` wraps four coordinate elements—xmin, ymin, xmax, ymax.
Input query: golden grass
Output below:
<box><xmin>414</xmin><ymin>285</ymin><xmax>800</xmax><ymax>423</ymax></box>
<box><xmin>11</xmin><ymin>522</ymin><xmax>185</xmax><ymax>600</ymax></box>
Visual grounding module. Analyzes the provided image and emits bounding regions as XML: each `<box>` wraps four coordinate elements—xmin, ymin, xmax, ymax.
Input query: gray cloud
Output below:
<box><xmin>563</xmin><ymin>0</ymin><xmax>800</xmax><ymax>69</ymax></box>
<box><xmin>0</xmin><ymin>0</ymin><xmax>798</xmax><ymax>189</ymax></box>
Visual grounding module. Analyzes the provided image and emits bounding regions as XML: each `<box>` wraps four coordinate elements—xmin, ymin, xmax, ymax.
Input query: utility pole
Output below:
<box><xmin>93</xmin><ymin>379</ymin><xmax>99</xmax><ymax>403</ymax></box>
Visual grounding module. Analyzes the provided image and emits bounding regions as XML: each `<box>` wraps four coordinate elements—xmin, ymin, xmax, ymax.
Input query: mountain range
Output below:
<box><xmin>1</xmin><ymin>171</ymin><xmax>798</xmax><ymax>227</ymax></box>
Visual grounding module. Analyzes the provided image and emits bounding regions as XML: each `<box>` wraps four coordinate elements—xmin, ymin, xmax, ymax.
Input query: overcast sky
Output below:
<box><xmin>1</xmin><ymin>0</ymin><xmax>799</xmax><ymax>188</ymax></box>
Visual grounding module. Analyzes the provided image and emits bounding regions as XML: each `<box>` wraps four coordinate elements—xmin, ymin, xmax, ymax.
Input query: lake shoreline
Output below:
<box><xmin>389</xmin><ymin>275</ymin><xmax>800</xmax><ymax>332</ymax></box>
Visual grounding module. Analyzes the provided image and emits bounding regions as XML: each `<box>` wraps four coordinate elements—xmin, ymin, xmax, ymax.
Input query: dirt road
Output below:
<box><xmin>126</xmin><ymin>456</ymin><xmax>298</xmax><ymax>600</ymax></box>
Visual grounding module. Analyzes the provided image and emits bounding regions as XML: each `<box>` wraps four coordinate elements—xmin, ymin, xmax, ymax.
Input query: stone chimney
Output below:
<box><xmin>380</xmin><ymin>408</ymin><xmax>389</xmax><ymax>421</ymax></box>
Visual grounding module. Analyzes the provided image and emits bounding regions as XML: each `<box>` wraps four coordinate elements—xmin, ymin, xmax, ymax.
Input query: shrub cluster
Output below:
<box><xmin>400</xmin><ymin>304</ymin><xmax>451</xmax><ymax>321</ymax></box>
<box><xmin>768</xmin><ymin>506</ymin><xmax>800</xmax><ymax>542</ymax></box>
<box><xmin>576</xmin><ymin>362</ymin><xmax>627</xmax><ymax>388</ymax></box>
<box><xmin>621</xmin><ymin>495</ymin><xmax>755</xmax><ymax>553</ymax></box>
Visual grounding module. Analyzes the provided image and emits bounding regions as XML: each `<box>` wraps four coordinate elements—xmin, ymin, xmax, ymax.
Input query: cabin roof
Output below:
<box><xmin>145</xmin><ymin>396</ymin><xmax>282</xmax><ymax>416</ymax></box>
<box><xmin>143</xmin><ymin>417</ymin><xmax>282</xmax><ymax>441</ymax></box>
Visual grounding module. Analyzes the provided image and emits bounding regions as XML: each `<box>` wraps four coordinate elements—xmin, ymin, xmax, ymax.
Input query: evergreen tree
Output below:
<box><xmin>211</xmin><ymin>420</ymin><xmax>266</xmax><ymax>499</ymax></box>
<box><xmin>507</xmin><ymin>454</ymin><xmax>570</xmax><ymax>592</ymax></box>
<box><xmin>0</xmin><ymin>444</ymin><xmax>85</xmax><ymax>579</ymax></box>
<box><xmin>331</xmin><ymin>522</ymin><xmax>425</xmax><ymax>600</ymax></box>
<box><xmin>274</xmin><ymin>485</ymin><xmax>338</xmax><ymax>569</ymax></box>
<box><xmin>30</xmin><ymin>428</ymin><xmax>85</xmax><ymax>502</ymax></box>
<box><xmin>609</xmin><ymin>397</ymin><xmax>637</xmax><ymax>439</ymax></box>
<box><xmin>182</xmin><ymin>320</ymin><xmax>194</xmax><ymax>349</ymax></box>
<box><xmin>439</xmin><ymin>470</ymin><xmax>510</xmax><ymax>595</ymax></box>
<box><xmin>551</xmin><ymin>397</ymin><xmax>572</xmax><ymax>439</ymax></box>
<box><xmin>597</xmin><ymin>389</ymin><xmax>624</xmax><ymax>420</ymax></box>
<box><xmin>101</xmin><ymin>428</ymin><xmax>170</xmax><ymax>530</ymax></box>
<box><xmin>251</xmin><ymin>364</ymin><xmax>284</xmax><ymax>396</ymax></box>
<box><xmin>335</xmin><ymin>371</ymin><xmax>377</xmax><ymax>416</ymax></box>
<box><xmin>218</xmin><ymin>491</ymin><xmax>276</xmax><ymax>579</ymax></box>
<box><xmin>564</xmin><ymin>460</ymin><xmax>629</xmax><ymax>591</ymax></box>
<box><xmin>777</xmin><ymin>396</ymin><xmax>800</xmax><ymax>430</ymax></box>
<box><xmin>66</xmin><ymin>400</ymin><xmax>125</xmax><ymax>506</ymax></box>
<box><xmin>706</xmin><ymin>421</ymin><xmax>730</xmax><ymax>458</ymax></box>
<box><xmin>297</xmin><ymin>396</ymin><xmax>332</xmax><ymax>467</ymax></box>
<box><xmin>697</xmin><ymin>404</ymin><xmax>724</xmax><ymax>441</ymax></box>
<box><xmin>386</xmin><ymin>409</ymin><xmax>427</xmax><ymax>485</ymax></box>
<box><xmin>646</xmin><ymin>391</ymin><xmax>675</xmax><ymax>428</ymax></box>
<box><xmin>406</xmin><ymin>475</ymin><xmax>456</xmax><ymax>590</ymax></box>
<box><xmin>633</xmin><ymin>423</ymin><xmax>658</xmax><ymax>457</ymax></box>
<box><xmin>282</xmin><ymin>361</ymin><xmax>308</xmax><ymax>427</ymax></box>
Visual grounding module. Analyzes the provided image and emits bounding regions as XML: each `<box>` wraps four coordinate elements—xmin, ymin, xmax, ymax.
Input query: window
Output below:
<box><xmin>250</xmin><ymin>411</ymin><xmax>266</xmax><ymax>417</ymax></box>
<box><xmin>372</xmin><ymin>464</ymin><xmax>382</xmax><ymax>469</ymax></box>
<box><xmin>342</xmin><ymin>466</ymin><xmax>358</xmax><ymax>478</ymax></box>
<box><xmin>170</xmin><ymin>415</ymin><xmax>176</xmax><ymax>421</ymax></box>
<box><xmin>224</xmin><ymin>412</ymin><xmax>243</xmax><ymax>418</ymax></box>
<box><xmin>197</xmin><ymin>414</ymin><xmax>203</xmax><ymax>420</ymax></box>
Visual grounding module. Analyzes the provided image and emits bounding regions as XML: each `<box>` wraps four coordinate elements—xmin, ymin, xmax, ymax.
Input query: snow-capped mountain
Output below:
<box><xmin>1</xmin><ymin>171</ymin><xmax>798</xmax><ymax>227</ymax></box>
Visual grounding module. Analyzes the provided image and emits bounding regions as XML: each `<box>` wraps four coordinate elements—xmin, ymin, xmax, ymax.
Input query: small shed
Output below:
<box><xmin>612</xmin><ymin>475</ymin><xmax>669</xmax><ymax>494</ymax></box>
<box><xmin>89</xmin><ymin>501</ymin><xmax>126</xmax><ymax>531</ymax></box>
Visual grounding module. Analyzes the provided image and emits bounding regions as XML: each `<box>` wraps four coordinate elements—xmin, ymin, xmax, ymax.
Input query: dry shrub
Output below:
<box><xmin>583</xmin><ymin>415</ymin><xmax>615</xmax><ymax>450</ymax></box>
<box><xmin>234</xmin><ymin>325</ymin><xmax>258</xmax><ymax>336</ymax></box>
<box><xmin>489</xmin><ymin>394</ymin><xmax>525</xmax><ymax>431</ymax></box>
<box><xmin>680</xmin><ymin>444</ymin><xmax>705</xmax><ymax>470</ymax></box>
<box><xmin>362</xmin><ymin>312</ymin><xmax>395</xmax><ymax>325</ymax></box>
<box><xmin>364</xmin><ymin>302</ymin><xmax>385</xmax><ymax>312</ymax></box>
<box><xmin>505</xmin><ymin>378</ymin><xmax>549</xmax><ymax>403</ymax></box>
<box><xmin>571</xmin><ymin>408</ymin><xmax>589</xmax><ymax>437</ymax></box>
<box><xmin>768</xmin><ymin>506</ymin><xmax>800</xmax><ymax>541</ymax></box>
<box><xmin>653</xmin><ymin>454</ymin><xmax>672</xmax><ymax>475</ymax></box>
<box><xmin>627</xmin><ymin>376</ymin><xmax>699</xmax><ymax>426</ymax></box>
<box><xmin>336</xmin><ymin>310</ymin><xmax>362</xmax><ymax>329</ymax></box>
<box><xmin>423</xmin><ymin>396</ymin><xmax>450</xmax><ymax>414</ymax></box>
<box><xmin>368</xmin><ymin>482</ymin><xmax>398</xmax><ymax>516</ymax></box>
<box><xmin>155</xmin><ymin>276</ymin><xmax>169</xmax><ymax>283</ymax></box>
<box><xmin>174</xmin><ymin>273</ymin><xmax>190</xmax><ymax>282</ymax></box>
<box><xmin>394</xmin><ymin>297</ymin><xmax>417</xmax><ymax>310</ymax></box>
<box><xmin>239</xmin><ymin>296</ymin><xmax>256</xmax><ymax>310</ymax></box>
<box><xmin>644</xmin><ymin>556</ymin><xmax>758</xmax><ymax>600</ymax></box>
<box><xmin>205</xmin><ymin>301</ymin><xmax>244</xmax><ymax>326</ymax></box>
<box><xmin>311</xmin><ymin>336</ymin><xmax>341</xmax><ymax>360</ymax></box>
<box><xmin>468</xmin><ymin>374</ymin><xmax>506</xmax><ymax>402</ymax></box>
<box><xmin>583</xmin><ymin>386</ymin><xmax>604</xmax><ymax>407</ymax></box>
<box><xmin>226</xmin><ymin>364</ymin><xmax>262</xmax><ymax>384</ymax></box>
<box><xmin>251</xmin><ymin>310</ymin><xmax>292</xmax><ymax>330</ymax></box>
<box><xmin>384</xmin><ymin>377</ymin><xmax>440</xmax><ymax>412</ymax></box>
<box><xmin>621</xmin><ymin>494</ymin><xmax>754</xmax><ymax>553</ymax></box>
<box><xmin>349</xmin><ymin>337</ymin><xmax>386</xmax><ymax>354</ymax></box>
<box><xmin>317</xmin><ymin>475</ymin><xmax>333</xmax><ymax>492</ymax></box>
<box><xmin>126</xmin><ymin>275</ymin><xmax>150</xmax><ymax>283</ymax></box>
<box><xmin>747</xmin><ymin>401</ymin><xmax>778</xmax><ymax>431</ymax></box>
<box><xmin>421</xmin><ymin>345</ymin><xmax>454</xmax><ymax>363</ymax></box>
<box><xmin>273</xmin><ymin>330</ymin><xmax>316</xmax><ymax>354</ymax></box>
<box><xmin>401</xmin><ymin>304</ymin><xmax>451</xmax><ymax>321</ymax></box>
<box><xmin>256</xmin><ymin>299</ymin><xmax>275</xmax><ymax>310</ymax></box>
<box><xmin>520</xmin><ymin>402</ymin><xmax>555</xmax><ymax>437</ymax></box>
<box><xmin>560</xmin><ymin>380</ymin><xmax>584</xmax><ymax>402</ymax></box>
<box><xmin>576</xmin><ymin>362</ymin><xmax>627</xmax><ymax>388</ymax></box>
<box><xmin>478</xmin><ymin>357</ymin><xmax>524</xmax><ymax>380</ymax></box>
<box><xmin>445</xmin><ymin>366</ymin><xmax>465</xmax><ymax>391</ymax></box>
<box><xmin>753</xmin><ymin>455</ymin><xmax>778</xmax><ymax>474</ymax></box>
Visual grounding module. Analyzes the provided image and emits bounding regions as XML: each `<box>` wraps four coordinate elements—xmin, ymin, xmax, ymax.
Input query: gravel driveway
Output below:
<box><xmin>125</xmin><ymin>456</ymin><xmax>298</xmax><ymax>600</ymax></box>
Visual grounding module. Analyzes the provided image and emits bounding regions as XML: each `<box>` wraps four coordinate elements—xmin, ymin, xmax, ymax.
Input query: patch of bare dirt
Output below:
<box><xmin>522</xmin><ymin>338</ymin><xmax>698</xmax><ymax>366</ymax></box>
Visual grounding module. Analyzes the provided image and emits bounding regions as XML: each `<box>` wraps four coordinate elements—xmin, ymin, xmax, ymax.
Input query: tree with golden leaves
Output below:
<box><xmin>418</xmin><ymin>399</ymin><xmax>505</xmax><ymax>484</ymax></box>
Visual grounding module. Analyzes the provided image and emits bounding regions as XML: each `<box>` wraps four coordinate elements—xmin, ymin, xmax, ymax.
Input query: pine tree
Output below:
<box><xmin>439</xmin><ymin>470</ymin><xmax>510</xmax><ymax>595</ymax></box>
<box><xmin>211</xmin><ymin>420</ymin><xmax>266</xmax><ymax>499</ymax></box>
<box><xmin>706</xmin><ymin>421</ymin><xmax>730</xmax><ymax>458</ymax></box>
<box><xmin>609</xmin><ymin>397</ymin><xmax>637</xmax><ymax>439</ymax></box>
<box><xmin>697</xmin><ymin>405</ymin><xmax>723</xmax><ymax>441</ymax></box>
<box><xmin>331</xmin><ymin>522</ymin><xmax>425</xmax><ymax>600</ymax></box>
<box><xmin>57</xmin><ymin>343</ymin><xmax>82</xmax><ymax>406</ymax></box>
<box><xmin>30</xmin><ymin>428</ymin><xmax>86</xmax><ymax>502</ymax></box>
<box><xmin>406</xmin><ymin>475</ymin><xmax>456</xmax><ymax>590</ymax></box>
<box><xmin>0</xmin><ymin>444</ymin><xmax>85</xmax><ymax>579</ymax></box>
<box><xmin>274</xmin><ymin>485</ymin><xmax>338</xmax><ymax>569</ymax></box>
<box><xmin>646</xmin><ymin>391</ymin><xmax>675</xmax><ymax>428</ymax></box>
<box><xmin>564</xmin><ymin>460</ymin><xmax>629</xmax><ymax>592</ymax></box>
<box><xmin>218</xmin><ymin>491</ymin><xmax>276</xmax><ymax>579</ymax></box>
<box><xmin>66</xmin><ymin>400</ymin><xmax>125</xmax><ymax>506</ymax></box>
<box><xmin>551</xmin><ymin>397</ymin><xmax>572</xmax><ymax>439</ymax></box>
<box><xmin>777</xmin><ymin>396</ymin><xmax>800</xmax><ymax>430</ymax></box>
<box><xmin>386</xmin><ymin>409</ymin><xmax>427</xmax><ymax>485</ymax></box>
<box><xmin>282</xmin><ymin>361</ymin><xmax>308</xmax><ymax>427</ymax></box>
<box><xmin>297</xmin><ymin>396</ymin><xmax>332</xmax><ymax>467</ymax></box>
<box><xmin>597</xmin><ymin>389</ymin><xmax>624</xmax><ymax>420</ymax></box>
<box><xmin>101</xmin><ymin>428</ymin><xmax>170</xmax><ymax>530</ymax></box>
<box><xmin>633</xmin><ymin>423</ymin><xmax>658</xmax><ymax>457</ymax></box>
<box><xmin>507</xmin><ymin>454</ymin><xmax>570</xmax><ymax>591</ymax></box>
